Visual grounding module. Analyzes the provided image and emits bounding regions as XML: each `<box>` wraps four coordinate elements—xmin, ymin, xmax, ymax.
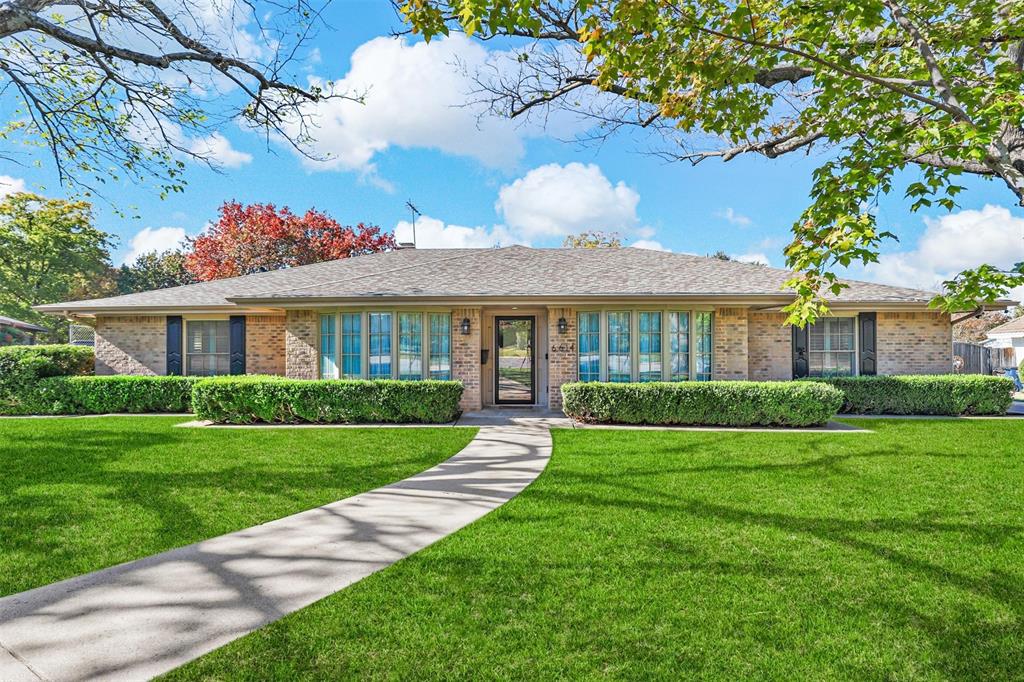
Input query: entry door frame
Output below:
<box><xmin>494</xmin><ymin>315</ymin><xmax>536</xmax><ymax>405</ymax></box>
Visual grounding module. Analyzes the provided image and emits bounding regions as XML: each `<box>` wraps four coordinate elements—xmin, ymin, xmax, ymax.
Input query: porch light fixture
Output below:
<box><xmin>460</xmin><ymin>317</ymin><xmax>471</xmax><ymax>335</ymax></box>
<box><xmin>557</xmin><ymin>316</ymin><xmax>568</xmax><ymax>334</ymax></box>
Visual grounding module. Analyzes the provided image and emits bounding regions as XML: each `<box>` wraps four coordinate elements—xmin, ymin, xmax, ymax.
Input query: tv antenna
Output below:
<box><xmin>405</xmin><ymin>200</ymin><xmax>421</xmax><ymax>246</ymax></box>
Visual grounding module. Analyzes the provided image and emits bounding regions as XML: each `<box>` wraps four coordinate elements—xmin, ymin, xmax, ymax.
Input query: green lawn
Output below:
<box><xmin>168</xmin><ymin>419</ymin><xmax>1024</xmax><ymax>680</ymax></box>
<box><xmin>0</xmin><ymin>416</ymin><xmax>476</xmax><ymax>596</ymax></box>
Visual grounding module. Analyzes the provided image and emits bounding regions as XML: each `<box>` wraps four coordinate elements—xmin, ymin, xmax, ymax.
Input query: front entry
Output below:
<box><xmin>495</xmin><ymin>316</ymin><xmax>535</xmax><ymax>404</ymax></box>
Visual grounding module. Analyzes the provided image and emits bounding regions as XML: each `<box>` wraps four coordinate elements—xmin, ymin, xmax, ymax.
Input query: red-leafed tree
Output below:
<box><xmin>185</xmin><ymin>202</ymin><xmax>396</xmax><ymax>281</ymax></box>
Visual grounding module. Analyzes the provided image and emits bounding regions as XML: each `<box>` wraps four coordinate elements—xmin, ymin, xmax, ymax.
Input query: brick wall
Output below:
<box><xmin>877</xmin><ymin>311</ymin><xmax>952</xmax><ymax>375</ymax></box>
<box><xmin>748</xmin><ymin>312</ymin><xmax>792</xmax><ymax>381</ymax></box>
<box><xmin>246</xmin><ymin>315</ymin><xmax>286</xmax><ymax>375</ymax></box>
<box><xmin>713</xmin><ymin>307</ymin><xmax>749</xmax><ymax>380</ymax></box>
<box><xmin>547</xmin><ymin>307</ymin><xmax>577</xmax><ymax>410</ymax></box>
<box><xmin>452</xmin><ymin>307</ymin><xmax>482</xmax><ymax>412</ymax></box>
<box><xmin>94</xmin><ymin>315</ymin><xmax>166</xmax><ymax>375</ymax></box>
<box><xmin>285</xmin><ymin>309</ymin><xmax>318</xmax><ymax>379</ymax></box>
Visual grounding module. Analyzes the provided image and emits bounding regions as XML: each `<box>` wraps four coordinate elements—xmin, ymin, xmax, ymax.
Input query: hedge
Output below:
<box><xmin>561</xmin><ymin>381</ymin><xmax>843</xmax><ymax>427</ymax></box>
<box><xmin>191</xmin><ymin>377</ymin><xmax>464</xmax><ymax>424</ymax></box>
<box><xmin>20</xmin><ymin>375</ymin><xmax>201</xmax><ymax>415</ymax></box>
<box><xmin>811</xmin><ymin>374</ymin><xmax>1014</xmax><ymax>415</ymax></box>
<box><xmin>0</xmin><ymin>344</ymin><xmax>94</xmax><ymax>413</ymax></box>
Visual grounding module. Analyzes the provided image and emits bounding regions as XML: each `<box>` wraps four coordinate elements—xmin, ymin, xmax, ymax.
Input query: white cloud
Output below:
<box><xmin>122</xmin><ymin>226</ymin><xmax>188</xmax><ymax>264</ymax></box>
<box><xmin>716</xmin><ymin>208</ymin><xmax>752</xmax><ymax>227</ymax></box>
<box><xmin>291</xmin><ymin>34</ymin><xmax>524</xmax><ymax>176</ymax></box>
<box><xmin>394</xmin><ymin>215</ymin><xmax>517</xmax><ymax>249</ymax></box>
<box><xmin>631</xmin><ymin>240</ymin><xmax>670</xmax><ymax>252</ymax></box>
<box><xmin>189</xmin><ymin>132</ymin><xmax>252</xmax><ymax>168</ymax></box>
<box><xmin>495</xmin><ymin>162</ymin><xmax>644</xmax><ymax>240</ymax></box>
<box><xmin>864</xmin><ymin>204</ymin><xmax>1024</xmax><ymax>299</ymax></box>
<box><xmin>0</xmin><ymin>175</ymin><xmax>26</xmax><ymax>198</ymax></box>
<box><xmin>733</xmin><ymin>252</ymin><xmax>772</xmax><ymax>266</ymax></box>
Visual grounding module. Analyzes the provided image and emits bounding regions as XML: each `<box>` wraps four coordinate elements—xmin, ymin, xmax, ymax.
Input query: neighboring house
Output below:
<box><xmin>985</xmin><ymin>316</ymin><xmax>1024</xmax><ymax>369</ymax></box>
<box><xmin>0</xmin><ymin>315</ymin><xmax>49</xmax><ymax>346</ymax></box>
<box><xmin>36</xmin><ymin>246</ymin><xmax>980</xmax><ymax>411</ymax></box>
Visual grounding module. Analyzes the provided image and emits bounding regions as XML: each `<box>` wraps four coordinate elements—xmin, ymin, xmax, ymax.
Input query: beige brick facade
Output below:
<box><xmin>747</xmin><ymin>312</ymin><xmax>792</xmax><ymax>381</ymax></box>
<box><xmin>452</xmin><ymin>308</ymin><xmax>482</xmax><ymax>411</ymax></box>
<box><xmin>877</xmin><ymin>311</ymin><xmax>952</xmax><ymax>375</ymax></box>
<box><xmin>713</xmin><ymin>307</ymin><xmax>748</xmax><ymax>380</ymax></box>
<box><xmin>94</xmin><ymin>315</ymin><xmax>166</xmax><ymax>376</ymax></box>
<box><xmin>246</xmin><ymin>315</ymin><xmax>286</xmax><ymax>375</ymax></box>
<box><xmin>285</xmin><ymin>309</ymin><xmax>318</xmax><ymax>379</ymax></box>
<box><xmin>546</xmin><ymin>307</ymin><xmax>577</xmax><ymax>409</ymax></box>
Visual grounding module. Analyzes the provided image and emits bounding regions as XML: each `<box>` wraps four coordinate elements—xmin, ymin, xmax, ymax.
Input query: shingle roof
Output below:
<box><xmin>37</xmin><ymin>246</ymin><xmax>941</xmax><ymax>312</ymax></box>
<box><xmin>987</xmin><ymin>316</ymin><xmax>1024</xmax><ymax>336</ymax></box>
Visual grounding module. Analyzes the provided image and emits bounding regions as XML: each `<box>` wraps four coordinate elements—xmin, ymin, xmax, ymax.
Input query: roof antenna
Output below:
<box><xmin>404</xmin><ymin>200</ymin><xmax>421</xmax><ymax>247</ymax></box>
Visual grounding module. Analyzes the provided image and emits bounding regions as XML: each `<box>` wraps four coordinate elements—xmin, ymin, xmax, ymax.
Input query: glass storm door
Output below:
<box><xmin>495</xmin><ymin>316</ymin><xmax>535</xmax><ymax>404</ymax></box>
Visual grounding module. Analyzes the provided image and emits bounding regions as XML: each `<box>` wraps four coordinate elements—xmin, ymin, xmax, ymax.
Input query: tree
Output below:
<box><xmin>185</xmin><ymin>201</ymin><xmax>396</xmax><ymax>280</ymax></box>
<box><xmin>0</xmin><ymin>0</ymin><xmax>354</xmax><ymax>197</ymax></box>
<box><xmin>952</xmin><ymin>311</ymin><xmax>1010</xmax><ymax>343</ymax></box>
<box><xmin>562</xmin><ymin>231</ymin><xmax>621</xmax><ymax>248</ymax></box>
<box><xmin>116</xmin><ymin>250</ymin><xmax>194</xmax><ymax>294</ymax></box>
<box><xmin>710</xmin><ymin>250</ymin><xmax>732</xmax><ymax>261</ymax></box>
<box><xmin>0</xmin><ymin>193</ymin><xmax>114</xmax><ymax>336</ymax></box>
<box><xmin>401</xmin><ymin>0</ymin><xmax>1024</xmax><ymax>323</ymax></box>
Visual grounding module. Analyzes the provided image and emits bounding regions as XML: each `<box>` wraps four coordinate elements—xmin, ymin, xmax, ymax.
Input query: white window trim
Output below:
<box><xmin>318</xmin><ymin>310</ymin><xmax>452</xmax><ymax>381</ymax></box>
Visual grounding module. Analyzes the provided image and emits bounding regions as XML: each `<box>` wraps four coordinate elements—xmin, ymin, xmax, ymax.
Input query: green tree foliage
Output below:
<box><xmin>401</xmin><ymin>0</ymin><xmax>1024</xmax><ymax>323</ymax></box>
<box><xmin>562</xmin><ymin>231</ymin><xmax>622</xmax><ymax>248</ymax></box>
<box><xmin>115</xmin><ymin>250</ymin><xmax>195</xmax><ymax>295</ymax></box>
<box><xmin>0</xmin><ymin>193</ymin><xmax>113</xmax><ymax>338</ymax></box>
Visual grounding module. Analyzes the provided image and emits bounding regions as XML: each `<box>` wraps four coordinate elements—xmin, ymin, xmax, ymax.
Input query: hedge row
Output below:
<box><xmin>22</xmin><ymin>375</ymin><xmax>201</xmax><ymax>415</ymax></box>
<box><xmin>0</xmin><ymin>344</ymin><xmax>95</xmax><ymax>413</ymax></box>
<box><xmin>811</xmin><ymin>374</ymin><xmax>1013</xmax><ymax>415</ymax></box>
<box><xmin>561</xmin><ymin>381</ymin><xmax>843</xmax><ymax>427</ymax></box>
<box><xmin>191</xmin><ymin>377</ymin><xmax>464</xmax><ymax>424</ymax></box>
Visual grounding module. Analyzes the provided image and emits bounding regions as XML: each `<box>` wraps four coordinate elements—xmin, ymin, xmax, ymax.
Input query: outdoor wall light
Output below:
<box><xmin>460</xmin><ymin>317</ymin><xmax>471</xmax><ymax>335</ymax></box>
<box><xmin>557</xmin><ymin>316</ymin><xmax>568</xmax><ymax>334</ymax></box>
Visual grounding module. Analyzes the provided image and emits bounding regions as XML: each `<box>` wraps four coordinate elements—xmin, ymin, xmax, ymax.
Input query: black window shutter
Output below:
<box><xmin>229</xmin><ymin>315</ymin><xmax>246</xmax><ymax>375</ymax></box>
<box><xmin>859</xmin><ymin>313</ymin><xmax>877</xmax><ymax>375</ymax></box>
<box><xmin>166</xmin><ymin>316</ymin><xmax>183</xmax><ymax>375</ymax></box>
<box><xmin>792</xmin><ymin>325</ymin><xmax>809</xmax><ymax>379</ymax></box>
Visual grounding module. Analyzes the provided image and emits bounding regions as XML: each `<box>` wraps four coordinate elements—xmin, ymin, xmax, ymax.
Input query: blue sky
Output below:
<box><xmin>4</xmin><ymin>0</ymin><xmax>1023</xmax><ymax>296</ymax></box>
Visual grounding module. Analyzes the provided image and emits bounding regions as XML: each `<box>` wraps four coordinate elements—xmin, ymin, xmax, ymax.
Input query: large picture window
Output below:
<box><xmin>319</xmin><ymin>314</ymin><xmax>338</xmax><ymax>379</ymax></box>
<box><xmin>368</xmin><ymin>312</ymin><xmax>392</xmax><ymax>378</ymax></box>
<box><xmin>577</xmin><ymin>312</ymin><xmax>601</xmax><ymax>382</ymax></box>
<box><xmin>809</xmin><ymin>317</ymin><xmax>855</xmax><ymax>376</ymax></box>
<box><xmin>398</xmin><ymin>313</ymin><xmax>423</xmax><ymax>380</ymax></box>
<box><xmin>669</xmin><ymin>311</ymin><xmax>689</xmax><ymax>381</ymax></box>
<box><xmin>638</xmin><ymin>312</ymin><xmax>662</xmax><ymax>382</ymax></box>
<box><xmin>607</xmin><ymin>312</ymin><xmax>631</xmax><ymax>382</ymax></box>
<box><xmin>186</xmin><ymin>320</ymin><xmax>229</xmax><ymax>376</ymax></box>
<box><xmin>429</xmin><ymin>313</ymin><xmax>452</xmax><ymax>379</ymax></box>
<box><xmin>320</xmin><ymin>311</ymin><xmax>451</xmax><ymax>381</ymax></box>
<box><xmin>695</xmin><ymin>312</ymin><xmax>713</xmax><ymax>381</ymax></box>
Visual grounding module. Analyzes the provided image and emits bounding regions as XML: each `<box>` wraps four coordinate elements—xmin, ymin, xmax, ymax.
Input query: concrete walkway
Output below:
<box><xmin>0</xmin><ymin>423</ymin><xmax>552</xmax><ymax>682</ymax></box>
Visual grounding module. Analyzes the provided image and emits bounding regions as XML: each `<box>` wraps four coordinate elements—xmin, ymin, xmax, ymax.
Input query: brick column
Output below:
<box><xmin>246</xmin><ymin>315</ymin><xmax>286</xmax><ymax>376</ymax></box>
<box><xmin>285</xmin><ymin>309</ymin><xmax>317</xmax><ymax>379</ymax></box>
<box><xmin>547</xmin><ymin>307</ymin><xmax>577</xmax><ymax>410</ymax></box>
<box><xmin>452</xmin><ymin>307</ymin><xmax>482</xmax><ymax>411</ymax></box>
<box><xmin>747</xmin><ymin>312</ymin><xmax>791</xmax><ymax>381</ymax></box>
<box><xmin>713</xmin><ymin>307</ymin><xmax>749</xmax><ymax>380</ymax></box>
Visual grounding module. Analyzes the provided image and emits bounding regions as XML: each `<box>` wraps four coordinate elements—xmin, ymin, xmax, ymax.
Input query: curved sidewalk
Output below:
<box><xmin>0</xmin><ymin>423</ymin><xmax>552</xmax><ymax>682</ymax></box>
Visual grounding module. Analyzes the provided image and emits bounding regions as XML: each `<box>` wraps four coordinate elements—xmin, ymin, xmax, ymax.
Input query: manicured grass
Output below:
<box><xmin>169</xmin><ymin>419</ymin><xmax>1024</xmax><ymax>680</ymax></box>
<box><xmin>0</xmin><ymin>416</ymin><xmax>476</xmax><ymax>596</ymax></box>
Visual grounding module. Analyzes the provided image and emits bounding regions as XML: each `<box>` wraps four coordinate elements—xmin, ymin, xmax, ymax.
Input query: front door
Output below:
<box><xmin>495</xmin><ymin>316</ymin><xmax>535</xmax><ymax>404</ymax></box>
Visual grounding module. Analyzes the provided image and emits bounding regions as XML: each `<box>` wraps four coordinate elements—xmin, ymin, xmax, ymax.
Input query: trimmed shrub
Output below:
<box><xmin>23</xmin><ymin>375</ymin><xmax>201</xmax><ymax>415</ymax></box>
<box><xmin>0</xmin><ymin>344</ymin><xmax>94</xmax><ymax>413</ymax></box>
<box><xmin>812</xmin><ymin>374</ymin><xmax>1013</xmax><ymax>415</ymax></box>
<box><xmin>191</xmin><ymin>376</ymin><xmax>464</xmax><ymax>424</ymax></box>
<box><xmin>561</xmin><ymin>381</ymin><xmax>843</xmax><ymax>427</ymax></box>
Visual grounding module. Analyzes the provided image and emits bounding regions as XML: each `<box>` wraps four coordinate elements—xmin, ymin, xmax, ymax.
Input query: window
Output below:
<box><xmin>398</xmin><ymin>313</ymin><xmax>423</xmax><ymax>380</ymax></box>
<box><xmin>577</xmin><ymin>312</ymin><xmax>601</xmax><ymax>382</ymax></box>
<box><xmin>809</xmin><ymin>317</ymin><xmax>855</xmax><ymax>376</ymax></box>
<box><xmin>320</xmin><ymin>314</ymin><xmax>338</xmax><ymax>379</ymax></box>
<box><xmin>694</xmin><ymin>312</ymin><xmax>713</xmax><ymax>381</ymax></box>
<box><xmin>638</xmin><ymin>312</ymin><xmax>662</xmax><ymax>382</ymax></box>
<box><xmin>429</xmin><ymin>313</ymin><xmax>451</xmax><ymax>379</ymax></box>
<box><xmin>186</xmin><ymin>320</ymin><xmax>229</xmax><ymax>376</ymax></box>
<box><xmin>607</xmin><ymin>311</ymin><xmax>631</xmax><ymax>382</ymax></box>
<box><xmin>368</xmin><ymin>312</ymin><xmax>392</xmax><ymax>378</ymax></box>
<box><xmin>669</xmin><ymin>311</ymin><xmax>689</xmax><ymax>381</ymax></box>
<box><xmin>341</xmin><ymin>313</ymin><xmax>362</xmax><ymax>378</ymax></box>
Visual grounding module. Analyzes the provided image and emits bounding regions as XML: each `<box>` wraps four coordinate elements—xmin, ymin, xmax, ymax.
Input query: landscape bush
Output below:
<box><xmin>561</xmin><ymin>381</ymin><xmax>842</xmax><ymax>427</ymax></box>
<box><xmin>0</xmin><ymin>344</ymin><xmax>94</xmax><ymax>413</ymax></box>
<box><xmin>813</xmin><ymin>374</ymin><xmax>1013</xmax><ymax>415</ymax></box>
<box><xmin>191</xmin><ymin>377</ymin><xmax>464</xmax><ymax>424</ymax></box>
<box><xmin>22</xmin><ymin>375</ymin><xmax>201</xmax><ymax>415</ymax></box>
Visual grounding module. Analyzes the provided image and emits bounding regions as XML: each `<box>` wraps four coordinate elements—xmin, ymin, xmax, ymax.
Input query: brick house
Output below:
<box><xmin>37</xmin><ymin>246</ymin><xmax>961</xmax><ymax>412</ymax></box>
